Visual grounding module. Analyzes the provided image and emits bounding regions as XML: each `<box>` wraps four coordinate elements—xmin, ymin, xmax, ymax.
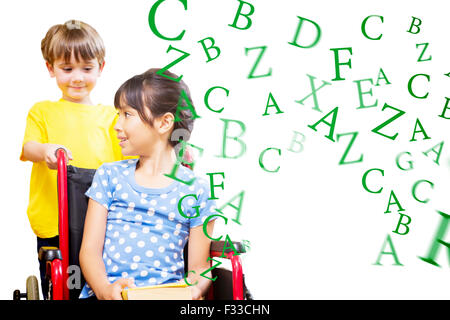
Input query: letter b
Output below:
<box><xmin>393</xmin><ymin>213</ymin><xmax>412</xmax><ymax>236</ymax></box>
<box><xmin>216</xmin><ymin>118</ymin><xmax>247</xmax><ymax>159</ymax></box>
<box><xmin>198</xmin><ymin>37</ymin><xmax>221</xmax><ymax>63</ymax></box>
<box><xmin>407</xmin><ymin>16</ymin><xmax>422</xmax><ymax>34</ymax></box>
<box><xmin>228</xmin><ymin>0</ymin><xmax>255</xmax><ymax>31</ymax></box>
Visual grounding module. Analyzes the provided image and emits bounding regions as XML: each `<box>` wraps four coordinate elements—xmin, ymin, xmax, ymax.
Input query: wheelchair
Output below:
<box><xmin>14</xmin><ymin>149</ymin><xmax>252</xmax><ymax>300</ymax></box>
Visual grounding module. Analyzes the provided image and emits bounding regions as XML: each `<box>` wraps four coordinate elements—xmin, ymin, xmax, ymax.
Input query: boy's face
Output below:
<box><xmin>46</xmin><ymin>54</ymin><xmax>104</xmax><ymax>105</ymax></box>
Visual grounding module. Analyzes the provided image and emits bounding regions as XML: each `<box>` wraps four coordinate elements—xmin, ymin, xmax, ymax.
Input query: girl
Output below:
<box><xmin>79</xmin><ymin>68</ymin><xmax>217</xmax><ymax>300</ymax></box>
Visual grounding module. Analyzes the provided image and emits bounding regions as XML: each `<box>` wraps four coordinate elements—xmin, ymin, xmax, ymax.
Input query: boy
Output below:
<box><xmin>20</xmin><ymin>20</ymin><xmax>124</xmax><ymax>299</ymax></box>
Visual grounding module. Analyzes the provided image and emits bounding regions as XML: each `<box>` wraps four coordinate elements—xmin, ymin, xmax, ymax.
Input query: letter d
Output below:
<box><xmin>288</xmin><ymin>16</ymin><xmax>322</xmax><ymax>49</ymax></box>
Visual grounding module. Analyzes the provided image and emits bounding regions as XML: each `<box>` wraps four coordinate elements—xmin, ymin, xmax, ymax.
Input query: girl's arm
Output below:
<box><xmin>22</xmin><ymin>141</ymin><xmax>73</xmax><ymax>169</ymax></box>
<box><xmin>186</xmin><ymin>220</ymin><xmax>215</xmax><ymax>300</ymax></box>
<box><xmin>79</xmin><ymin>199</ymin><xmax>133</xmax><ymax>300</ymax></box>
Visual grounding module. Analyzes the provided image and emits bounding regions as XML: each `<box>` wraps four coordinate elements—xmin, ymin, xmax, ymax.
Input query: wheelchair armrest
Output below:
<box><xmin>210</xmin><ymin>240</ymin><xmax>246</xmax><ymax>254</ymax></box>
<box><xmin>38</xmin><ymin>246</ymin><xmax>62</xmax><ymax>262</ymax></box>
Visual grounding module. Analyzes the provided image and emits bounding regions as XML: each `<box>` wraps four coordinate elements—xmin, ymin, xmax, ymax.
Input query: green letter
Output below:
<box><xmin>204</xmin><ymin>86</ymin><xmax>229</xmax><ymax>113</ymax></box>
<box><xmin>203</xmin><ymin>214</ymin><xmax>227</xmax><ymax>241</ymax></box>
<box><xmin>287</xmin><ymin>131</ymin><xmax>306</xmax><ymax>153</ymax></box>
<box><xmin>373</xmin><ymin>234</ymin><xmax>403</xmax><ymax>266</ymax></box>
<box><xmin>354</xmin><ymin>78</ymin><xmax>378</xmax><ymax>109</ymax></box>
<box><xmin>336</xmin><ymin>132</ymin><xmax>363</xmax><ymax>165</ymax></box>
<box><xmin>438</xmin><ymin>97</ymin><xmax>450</xmax><ymax>119</ymax></box>
<box><xmin>198</xmin><ymin>36</ymin><xmax>221</xmax><ymax>63</ymax></box>
<box><xmin>200</xmin><ymin>257</ymin><xmax>222</xmax><ymax>281</ymax></box>
<box><xmin>174</xmin><ymin>89</ymin><xmax>201</xmax><ymax>122</ymax></box>
<box><xmin>371</xmin><ymin>103</ymin><xmax>406</xmax><ymax>140</ymax></box>
<box><xmin>418</xmin><ymin>210</ymin><xmax>450</xmax><ymax>267</ymax></box>
<box><xmin>262</xmin><ymin>92</ymin><xmax>283</xmax><ymax>116</ymax></box>
<box><xmin>177</xmin><ymin>194</ymin><xmax>200</xmax><ymax>219</ymax></box>
<box><xmin>393</xmin><ymin>213</ymin><xmax>412</xmax><ymax>236</ymax></box>
<box><xmin>362</xmin><ymin>168</ymin><xmax>384</xmax><ymax>194</ymax></box>
<box><xmin>259</xmin><ymin>147</ymin><xmax>281</xmax><ymax>173</ymax></box>
<box><xmin>416</xmin><ymin>43</ymin><xmax>432</xmax><ymax>62</ymax></box>
<box><xmin>307</xmin><ymin>107</ymin><xmax>339</xmax><ymax>142</ymax></box>
<box><xmin>422</xmin><ymin>141</ymin><xmax>444</xmax><ymax>165</ymax></box>
<box><xmin>148</xmin><ymin>0</ymin><xmax>187</xmax><ymax>41</ymax></box>
<box><xmin>288</xmin><ymin>16</ymin><xmax>322</xmax><ymax>49</ymax></box>
<box><xmin>245</xmin><ymin>46</ymin><xmax>272</xmax><ymax>79</ymax></box>
<box><xmin>165</xmin><ymin>141</ymin><xmax>204</xmax><ymax>185</ymax></box>
<box><xmin>385</xmin><ymin>190</ymin><xmax>405</xmax><ymax>214</ymax></box>
<box><xmin>412</xmin><ymin>179</ymin><xmax>434</xmax><ymax>204</ymax></box>
<box><xmin>375</xmin><ymin>68</ymin><xmax>391</xmax><ymax>86</ymax></box>
<box><xmin>206</xmin><ymin>172</ymin><xmax>225</xmax><ymax>200</ymax></box>
<box><xmin>215</xmin><ymin>191</ymin><xmax>245</xmax><ymax>225</ymax></box>
<box><xmin>157</xmin><ymin>45</ymin><xmax>190</xmax><ymax>82</ymax></box>
<box><xmin>410</xmin><ymin>118</ymin><xmax>431</xmax><ymax>142</ymax></box>
<box><xmin>330</xmin><ymin>47</ymin><xmax>353</xmax><ymax>81</ymax></box>
<box><xmin>361</xmin><ymin>15</ymin><xmax>384</xmax><ymax>40</ymax></box>
<box><xmin>395</xmin><ymin>151</ymin><xmax>414</xmax><ymax>171</ymax></box>
<box><xmin>407</xmin><ymin>16</ymin><xmax>422</xmax><ymax>34</ymax></box>
<box><xmin>407</xmin><ymin>73</ymin><xmax>430</xmax><ymax>99</ymax></box>
<box><xmin>184</xmin><ymin>270</ymin><xmax>198</xmax><ymax>286</ymax></box>
<box><xmin>220</xmin><ymin>235</ymin><xmax>241</xmax><ymax>258</ymax></box>
<box><xmin>217</xmin><ymin>119</ymin><xmax>247</xmax><ymax>159</ymax></box>
<box><xmin>295</xmin><ymin>74</ymin><xmax>331</xmax><ymax>112</ymax></box>
<box><xmin>228</xmin><ymin>0</ymin><xmax>255</xmax><ymax>31</ymax></box>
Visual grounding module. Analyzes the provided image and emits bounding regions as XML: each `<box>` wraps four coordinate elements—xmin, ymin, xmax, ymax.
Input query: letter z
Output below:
<box><xmin>371</xmin><ymin>103</ymin><xmax>405</xmax><ymax>140</ymax></box>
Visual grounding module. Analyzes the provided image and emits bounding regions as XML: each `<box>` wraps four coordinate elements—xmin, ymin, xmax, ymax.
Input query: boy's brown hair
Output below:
<box><xmin>41</xmin><ymin>20</ymin><xmax>105</xmax><ymax>66</ymax></box>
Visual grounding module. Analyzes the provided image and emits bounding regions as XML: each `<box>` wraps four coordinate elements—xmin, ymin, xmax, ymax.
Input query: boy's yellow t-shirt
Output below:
<box><xmin>20</xmin><ymin>99</ymin><xmax>125</xmax><ymax>238</ymax></box>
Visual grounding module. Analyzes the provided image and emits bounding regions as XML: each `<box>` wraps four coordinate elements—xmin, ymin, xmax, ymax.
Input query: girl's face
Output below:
<box><xmin>114</xmin><ymin>104</ymin><xmax>173</xmax><ymax>156</ymax></box>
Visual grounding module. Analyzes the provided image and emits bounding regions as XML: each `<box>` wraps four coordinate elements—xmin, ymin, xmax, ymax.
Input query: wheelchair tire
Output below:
<box><xmin>26</xmin><ymin>276</ymin><xmax>40</xmax><ymax>300</ymax></box>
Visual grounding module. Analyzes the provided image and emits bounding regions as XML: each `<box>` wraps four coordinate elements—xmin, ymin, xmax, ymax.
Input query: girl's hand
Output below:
<box><xmin>189</xmin><ymin>285</ymin><xmax>203</xmax><ymax>300</ymax></box>
<box><xmin>43</xmin><ymin>144</ymin><xmax>73</xmax><ymax>169</ymax></box>
<box><xmin>96</xmin><ymin>278</ymin><xmax>135</xmax><ymax>300</ymax></box>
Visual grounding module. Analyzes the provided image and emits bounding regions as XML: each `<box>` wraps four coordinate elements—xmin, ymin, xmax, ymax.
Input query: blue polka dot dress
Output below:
<box><xmin>79</xmin><ymin>159</ymin><xmax>217</xmax><ymax>299</ymax></box>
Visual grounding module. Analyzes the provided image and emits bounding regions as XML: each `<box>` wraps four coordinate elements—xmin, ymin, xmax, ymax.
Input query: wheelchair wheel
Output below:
<box><xmin>26</xmin><ymin>276</ymin><xmax>40</xmax><ymax>300</ymax></box>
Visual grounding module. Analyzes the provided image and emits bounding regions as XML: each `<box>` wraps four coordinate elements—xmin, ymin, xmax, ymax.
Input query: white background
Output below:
<box><xmin>1</xmin><ymin>0</ymin><xmax>449</xmax><ymax>299</ymax></box>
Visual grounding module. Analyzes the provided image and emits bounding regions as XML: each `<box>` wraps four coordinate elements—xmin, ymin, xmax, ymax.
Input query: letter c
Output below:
<box><xmin>259</xmin><ymin>147</ymin><xmax>281</xmax><ymax>173</ymax></box>
<box><xmin>412</xmin><ymin>179</ymin><xmax>434</xmax><ymax>204</ymax></box>
<box><xmin>362</xmin><ymin>168</ymin><xmax>384</xmax><ymax>193</ymax></box>
<box><xmin>361</xmin><ymin>15</ymin><xmax>384</xmax><ymax>40</ymax></box>
<box><xmin>184</xmin><ymin>270</ymin><xmax>198</xmax><ymax>286</ymax></box>
<box><xmin>203</xmin><ymin>214</ymin><xmax>228</xmax><ymax>241</ymax></box>
<box><xmin>148</xmin><ymin>0</ymin><xmax>187</xmax><ymax>41</ymax></box>
<box><xmin>204</xmin><ymin>86</ymin><xmax>229</xmax><ymax>113</ymax></box>
<box><xmin>407</xmin><ymin>73</ymin><xmax>430</xmax><ymax>99</ymax></box>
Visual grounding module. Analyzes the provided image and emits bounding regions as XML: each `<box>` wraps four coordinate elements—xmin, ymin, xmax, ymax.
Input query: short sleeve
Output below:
<box><xmin>20</xmin><ymin>103</ymin><xmax>47</xmax><ymax>161</ymax></box>
<box><xmin>85</xmin><ymin>164</ymin><xmax>112</xmax><ymax>210</ymax></box>
<box><xmin>189</xmin><ymin>178</ymin><xmax>218</xmax><ymax>228</ymax></box>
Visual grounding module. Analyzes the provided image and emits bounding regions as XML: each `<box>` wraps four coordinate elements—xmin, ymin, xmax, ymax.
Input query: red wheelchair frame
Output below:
<box><xmin>40</xmin><ymin>149</ymin><xmax>247</xmax><ymax>300</ymax></box>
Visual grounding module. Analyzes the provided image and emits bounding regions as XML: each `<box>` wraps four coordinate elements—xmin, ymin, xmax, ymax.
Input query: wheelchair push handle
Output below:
<box><xmin>56</xmin><ymin>148</ymin><xmax>70</xmax><ymax>300</ymax></box>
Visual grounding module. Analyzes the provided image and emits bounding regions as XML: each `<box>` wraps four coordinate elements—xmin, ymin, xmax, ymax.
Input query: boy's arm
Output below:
<box><xmin>187</xmin><ymin>220</ymin><xmax>215</xmax><ymax>299</ymax></box>
<box><xmin>79</xmin><ymin>199</ymin><xmax>133</xmax><ymax>300</ymax></box>
<box><xmin>22</xmin><ymin>141</ymin><xmax>72</xmax><ymax>169</ymax></box>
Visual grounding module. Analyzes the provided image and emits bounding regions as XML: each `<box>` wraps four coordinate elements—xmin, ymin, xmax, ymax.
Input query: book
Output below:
<box><xmin>121</xmin><ymin>282</ymin><xmax>192</xmax><ymax>300</ymax></box>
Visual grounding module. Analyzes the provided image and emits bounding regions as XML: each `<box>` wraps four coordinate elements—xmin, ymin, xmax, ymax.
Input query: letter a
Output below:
<box><xmin>422</xmin><ymin>141</ymin><xmax>444</xmax><ymax>165</ymax></box>
<box><xmin>307</xmin><ymin>107</ymin><xmax>339</xmax><ymax>142</ymax></box>
<box><xmin>262</xmin><ymin>92</ymin><xmax>283</xmax><ymax>116</ymax></box>
<box><xmin>373</xmin><ymin>234</ymin><xmax>403</xmax><ymax>266</ymax></box>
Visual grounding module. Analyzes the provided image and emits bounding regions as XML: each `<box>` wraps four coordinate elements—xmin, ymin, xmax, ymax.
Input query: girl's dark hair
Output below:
<box><xmin>114</xmin><ymin>68</ymin><xmax>195</xmax><ymax>148</ymax></box>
